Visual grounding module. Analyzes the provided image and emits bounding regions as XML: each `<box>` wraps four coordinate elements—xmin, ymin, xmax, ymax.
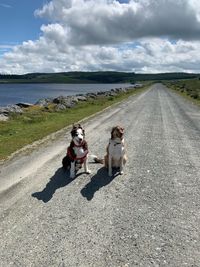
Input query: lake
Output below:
<box><xmin>0</xmin><ymin>83</ymin><xmax>131</xmax><ymax>107</ymax></box>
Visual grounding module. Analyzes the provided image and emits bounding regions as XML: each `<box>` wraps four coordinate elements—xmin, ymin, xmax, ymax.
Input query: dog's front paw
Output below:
<box><xmin>70</xmin><ymin>172</ymin><xmax>75</xmax><ymax>179</ymax></box>
<box><xmin>108</xmin><ymin>171</ymin><xmax>112</xmax><ymax>177</ymax></box>
<box><xmin>85</xmin><ymin>169</ymin><xmax>91</xmax><ymax>174</ymax></box>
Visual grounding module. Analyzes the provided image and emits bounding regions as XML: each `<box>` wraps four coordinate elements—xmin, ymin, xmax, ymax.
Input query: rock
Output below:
<box><xmin>76</xmin><ymin>95</ymin><xmax>87</xmax><ymax>101</ymax></box>
<box><xmin>97</xmin><ymin>91</ymin><xmax>106</xmax><ymax>95</ymax></box>
<box><xmin>0</xmin><ymin>107</ymin><xmax>8</xmax><ymax>115</ymax></box>
<box><xmin>0</xmin><ymin>114</ymin><xmax>8</xmax><ymax>121</ymax></box>
<box><xmin>55</xmin><ymin>104</ymin><xmax>67</xmax><ymax>111</ymax></box>
<box><xmin>35</xmin><ymin>98</ymin><xmax>53</xmax><ymax>107</ymax></box>
<box><xmin>65</xmin><ymin>101</ymin><xmax>76</xmax><ymax>108</ymax></box>
<box><xmin>70</xmin><ymin>96</ymin><xmax>79</xmax><ymax>103</ymax></box>
<box><xmin>53</xmin><ymin>96</ymin><xmax>69</xmax><ymax>104</ymax></box>
<box><xmin>53</xmin><ymin>96</ymin><xmax>77</xmax><ymax>108</ymax></box>
<box><xmin>16</xmin><ymin>102</ymin><xmax>34</xmax><ymax>108</ymax></box>
<box><xmin>133</xmin><ymin>83</ymin><xmax>143</xmax><ymax>88</ymax></box>
<box><xmin>9</xmin><ymin>105</ymin><xmax>23</xmax><ymax>113</ymax></box>
<box><xmin>86</xmin><ymin>93</ymin><xmax>97</xmax><ymax>99</ymax></box>
<box><xmin>0</xmin><ymin>105</ymin><xmax>23</xmax><ymax>114</ymax></box>
<box><xmin>108</xmin><ymin>92</ymin><xmax>117</xmax><ymax>96</ymax></box>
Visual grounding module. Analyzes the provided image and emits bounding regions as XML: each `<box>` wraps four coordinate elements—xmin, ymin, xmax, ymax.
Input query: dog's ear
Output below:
<box><xmin>77</xmin><ymin>124</ymin><xmax>85</xmax><ymax>136</ymax></box>
<box><xmin>111</xmin><ymin>126</ymin><xmax>124</xmax><ymax>139</ymax></box>
<box><xmin>73</xmin><ymin>123</ymin><xmax>83</xmax><ymax>130</ymax></box>
<box><xmin>72</xmin><ymin>123</ymin><xmax>76</xmax><ymax>130</ymax></box>
<box><xmin>71</xmin><ymin>124</ymin><xmax>77</xmax><ymax>137</ymax></box>
<box><xmin>111</xmin><ymin>127</ymin><xmax>116</xmax><ymax>139</ymax></box>
<box><xmin>70</xmin><ymin>128</ymin><xmax>75</xmax><ymax>137</ymax></box>
<box><xmin>119</xmin><ymin>126</ymin><xmax>124</xmax><ymax>134</ymax></box>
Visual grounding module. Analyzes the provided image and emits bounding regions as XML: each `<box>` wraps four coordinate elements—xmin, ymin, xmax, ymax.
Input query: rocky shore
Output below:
<box><xmin>0</xmin><ymin>85</ymin><xmax>141</xmax><ymax>121</ymax></box>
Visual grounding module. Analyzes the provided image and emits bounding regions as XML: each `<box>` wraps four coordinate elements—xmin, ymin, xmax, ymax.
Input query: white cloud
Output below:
<box><xmin>0</xmin><ymin>3</ymin><xmax>12</xmax><ymax>8</ymax></box>
<box><xmin>1</xmin><ymin>0</ymin><xmax>200</xmax><ymax>74</ymax></box>
<box><xmin>2</xmin><ymin>38</ymin><xmax>200</xmax><ymax>74</ymax></box>
<box><xmin>35</xmin><ymin>0</ymin><xmax>200</xmax><ymax>44</ymax></box>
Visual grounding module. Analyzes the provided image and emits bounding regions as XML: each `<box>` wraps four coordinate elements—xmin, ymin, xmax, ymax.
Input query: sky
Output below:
<box><xmin>1</xmin><ymin>0</ymin><xmax>200</xmax><ymax>74</ymax></box>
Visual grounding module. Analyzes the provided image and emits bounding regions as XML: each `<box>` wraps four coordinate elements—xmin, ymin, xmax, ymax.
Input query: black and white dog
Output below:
<box><xmin>62</xmin><ymin>124</ymin><xmax>91</xmax><ymax>179</ymax></box>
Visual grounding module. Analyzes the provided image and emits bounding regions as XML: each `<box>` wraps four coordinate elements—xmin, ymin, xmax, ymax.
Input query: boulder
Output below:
<box><xmin>108</xmin><ymin>92</ymin><xmax>117</xmax><ymax>97</ymax></box>
<box><xmin>86</xmin><ymin>93</ymin><xmax>97</xmax><ymax>99</ymax></box>
<box><xmin>8</xmin><ymin>105</ymin><xmax>23</xmax><ymax>113</ymax></box>
<box><xmin>53</xmin><ymin>96</ymin><xmax>78</xmax><ymax>108</ymax></box>
<box><xmin>53</xmin><ymin>96</ymin><xmax>69</xmax><ymax>104</ymax></box>
<box><xmin>0</xmin><ymin>107</ymin><xmax>8</xmax><ymax>115</ymax></box>
<box><xmin>55</xmin><ymin>104</ymin><xmax>67</xmax><ymax>111</ymax></box>
<box><xmin>70</xmin><ymin>96</ymin><xmax>79</xmax><ymax>103</ymax></box>
<box><xmin>97</xmin><ymin>91</ymin><xmax>106</xmax><ymax>95</ymax></box>
<box><xmin>0</xmin><ymin>105</ymin><xmax>23</xmax><ymax>114</ymax></box>
<box><xmin>35</xmin><ymin>98</ymin><xmax>53</xmax><ymax>107</ymax></box>
<box><xmin>16</xmin><ymin>102</ymin><xmax>34</xmax><ymax>108</ymax></box>
<box><xmin>76</xmin><ymin>95</ymin><xmax>87</xmax><ymax>101</ymax></box>
<box><xmin>0</xmin><ymin>114</ymin><xmax>8</xmax><ymax>121</ymax></box>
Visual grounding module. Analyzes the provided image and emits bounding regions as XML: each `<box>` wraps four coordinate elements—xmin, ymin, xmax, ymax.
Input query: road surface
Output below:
<box><xmin>0</xmin><ymin>84</ymin><xmax>200</xmax><ymax>267</ymax></box>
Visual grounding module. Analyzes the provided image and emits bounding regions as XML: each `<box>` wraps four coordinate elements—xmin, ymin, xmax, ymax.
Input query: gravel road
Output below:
<box><xmin>0</xmin><ymin>83</ymin><xmax>200</xmax><ymax>267</ymax></box>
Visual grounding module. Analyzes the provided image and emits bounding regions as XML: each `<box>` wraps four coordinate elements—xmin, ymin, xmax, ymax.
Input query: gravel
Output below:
<box><xmin>0</xmin><ymin>83</ymin><xmax>200</xmax><ymax>267</ymax></box>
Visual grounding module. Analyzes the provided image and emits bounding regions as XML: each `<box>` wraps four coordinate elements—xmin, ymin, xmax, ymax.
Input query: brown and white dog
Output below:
<box><xmin>94</xmin><ymin>125</ymin><xmax>127</xmax><ymax>176</ymax></box>
<box><xmin>62</xmin><ymin>124</ymin><xmax>91</xmax><ymax>179</ymax></box>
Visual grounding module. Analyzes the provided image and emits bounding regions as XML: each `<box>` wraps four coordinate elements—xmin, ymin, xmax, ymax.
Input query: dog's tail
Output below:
<box><xmin>90</xmin><ymin>154</ymin><xmax>104</xmax><ymax>164</ymax></box>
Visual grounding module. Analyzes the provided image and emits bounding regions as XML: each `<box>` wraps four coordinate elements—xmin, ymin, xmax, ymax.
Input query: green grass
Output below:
<box><xmin>0</xmin><ymin>86</ymin><xmax>148</xmax><ymax>160</ymax></box>
<box><xmin>164</xmin><ymin>79</ymin><xmax>200</xmax><ymax>105</ymax></box>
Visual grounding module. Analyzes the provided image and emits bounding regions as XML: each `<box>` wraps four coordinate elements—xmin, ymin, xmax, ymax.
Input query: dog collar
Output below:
<box><xmin>73</xmin><ymin>143</ymin><xmax>83</xmax><ymax>147</ymax></box>
<box><xmin>72</xmin><ymin>140</ymin><xmax>85</xmax><ymax>147</ymax></box>
<box><xmin>109</xmin><ymin>139</ymin><xmax>122</xmax><ymax>146</ymax></box>
<box><xmin>114</xmin><ymin>142</ymin><xmax>121</xmax><ymax>146</ymax></box>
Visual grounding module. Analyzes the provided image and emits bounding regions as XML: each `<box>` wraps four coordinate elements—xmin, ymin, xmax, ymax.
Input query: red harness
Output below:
<box><xmin>67</xmin><ymin>140</ymin><xmax>88</xmax><ymax>163</ymax></box>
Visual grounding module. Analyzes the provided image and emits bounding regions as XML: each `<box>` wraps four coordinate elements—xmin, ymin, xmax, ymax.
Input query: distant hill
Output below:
<box><xmin>0</xmin><ymin>71</ymin><xmax>199</xmax><ymax>83</ymax></box>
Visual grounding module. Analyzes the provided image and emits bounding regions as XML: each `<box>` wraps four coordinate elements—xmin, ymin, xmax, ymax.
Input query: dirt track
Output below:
<box><xmin>0</xmin><ymin>84</ymin><xmax>200</xmax><ymax>267</ymax></box>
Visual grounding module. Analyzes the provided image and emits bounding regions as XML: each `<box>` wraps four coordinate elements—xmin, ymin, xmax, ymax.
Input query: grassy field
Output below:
<box><xmin>0</xmin><ymin>71</ymin><xmax>198</xmax><ymax>84</ymax></box>
<box><xmin>164</xmin><ymin>79</ymin><xmax>200</xmax><ymax>105</ymax></box>
<box><xmin>0</xmin><ymin>86</ymin><xmax>148</xmax><ymax>160</ymax></box>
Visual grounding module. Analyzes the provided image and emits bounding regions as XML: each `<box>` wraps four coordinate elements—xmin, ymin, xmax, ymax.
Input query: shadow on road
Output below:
<box><xmin>32</xmin><ymin>167</ymin><xmax>74</xmax><ymax>203</ymax></box>
<box><xmin>81</xmin><ymin>167</ymin><xmax>119</xmax><ymax>201</ymax></box>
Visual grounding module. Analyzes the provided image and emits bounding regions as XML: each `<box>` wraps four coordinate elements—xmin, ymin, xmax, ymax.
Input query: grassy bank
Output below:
<box><xmin>0</xmin><ymin>71</ymin><xmax>198</xmax><ymax>84</ymax></box>
<box><xmin>164</xmin><ymin>79</ymin><xmax>200</xmax><ymax>106</ymax></box>
<box><xmin>0</xmin><ymin>86</ymin><xmax>148</xmax><ymax>160</ymax></box>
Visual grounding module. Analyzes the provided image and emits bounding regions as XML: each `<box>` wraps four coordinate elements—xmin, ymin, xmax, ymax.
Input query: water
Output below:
<box><xmin>0</xmin><ymin>83</ymin><xmax>130</xmax><ymax>107</ymax></box>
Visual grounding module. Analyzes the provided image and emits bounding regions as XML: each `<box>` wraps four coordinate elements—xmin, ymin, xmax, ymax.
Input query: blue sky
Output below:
<box><xmin>0</xmin><ymin>0</ymin><xmax>126</xmax><ymax>53</ymax></box>
<box><xmin>0</xmin><ymin>0</ymin><xmax>200</xmax><ymax>74</ymax></box>
<box><xmin>0</xmin><ymin>0</ymin><xmax>45</xmax><ymax>48</ymax></box>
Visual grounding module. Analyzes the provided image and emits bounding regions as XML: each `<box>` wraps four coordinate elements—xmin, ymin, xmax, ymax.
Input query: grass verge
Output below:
<box><xmin>164</xmin><ymin>79</ymin><xmax>200</xmax><ymax>106</ymax></box>
<box><xmin>0</xmin><ymin>86</ymin><xmax>148</xmax><ymax>160</ymax></box>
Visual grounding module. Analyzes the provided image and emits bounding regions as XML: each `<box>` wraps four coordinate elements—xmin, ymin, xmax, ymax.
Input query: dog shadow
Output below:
<box><xmin>81</xmin><ymin>167</ymin><xmax>119</xmax><ymax>201</ymax></box>
<box><xmin>32</xmin><ymin>167</ymin><xmax>75</xmax><ymax>203</ymax></box>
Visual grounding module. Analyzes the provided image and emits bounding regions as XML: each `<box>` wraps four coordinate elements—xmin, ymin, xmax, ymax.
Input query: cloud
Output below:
<box><xmin>0</xmin><ymin>44</ymin><xmax>17</xmax><ymax>57</ymax></box>
<box><xmin>1</xmin><ymin>0</ymin><xmax>200</xmax><ymax>74</ymax></box>
<box><xmin>35</xmin><ymin>0</ymin><xmax>200</xmax><ymax>45</ymax></box>
<box><xmin>1</xmin><ymin>37</ymin><xmax>200</xmax><ymax>74</ymax></box>
<box><xmin>0</xmin><ymin>3</ymin><xmax>12</xmax><ymax>8</ymax></box>
<box><xmin>0</xmin><ymin>45</ymin><xmax>14</xmax><ymax>49</ymax></box>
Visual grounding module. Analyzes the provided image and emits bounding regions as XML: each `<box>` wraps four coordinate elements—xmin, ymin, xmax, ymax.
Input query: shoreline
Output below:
<box><xmin>0</xmin><ymin>82</ymin><xmax>133</xmax><ymax>108</ymax></box>
<box><xmin>0</xmin><ymin>85</ymin><xmax>145</xmax><ymax>160</ymax></box>
<box><xmin>0</xmin><ymin>84</ymin><xmax>141</xmax><ymax>121</ymax></box>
